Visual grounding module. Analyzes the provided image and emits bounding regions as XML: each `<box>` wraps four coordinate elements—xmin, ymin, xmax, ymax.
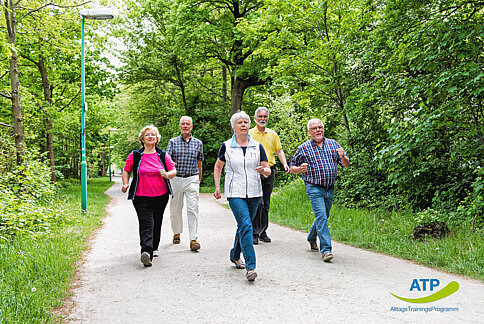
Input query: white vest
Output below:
<box><xmin>224</xmin><ymin>135</ymin><xmax>263</xmax><ymax>198</ymax></box>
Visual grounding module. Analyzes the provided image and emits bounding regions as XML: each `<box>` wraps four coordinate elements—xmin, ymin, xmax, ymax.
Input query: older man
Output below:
<box><xmin>167</xmin><ymin>116</ymin><xmax>204</xmax><ymax>251</ymax></box>
<box><xmin>249</xmin><ymin>107</ymin><xmax>289</xmax><ymax>244</ymax></box>
<box><xmin>290</xmin><ymin>118</ymin><xmax>349</xmax><ymax>262</ymax></box>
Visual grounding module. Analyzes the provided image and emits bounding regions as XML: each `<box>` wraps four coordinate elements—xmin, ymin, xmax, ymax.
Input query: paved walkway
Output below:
<box><xmin>66</xmin><ymin>177</ymin><xmax>483</xmax><ymax>323</ymax></box>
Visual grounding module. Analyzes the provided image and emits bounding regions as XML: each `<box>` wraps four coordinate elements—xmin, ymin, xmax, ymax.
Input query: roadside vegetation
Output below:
<box><xmin>0</xmin><ymin>164</ymin><xmax>112</xmax><ymax>322</ymax></box>
<box><xmin>270</xmin><ymin>180</ymin><xmax>484</xmax><ymax>281</ymax></box>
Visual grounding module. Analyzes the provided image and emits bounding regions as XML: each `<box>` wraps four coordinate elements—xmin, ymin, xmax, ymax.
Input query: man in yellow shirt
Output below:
<box><xmin>249</xmin><ymin>107</ymin><xmax>289</xmax><ymax>244</ymax></box>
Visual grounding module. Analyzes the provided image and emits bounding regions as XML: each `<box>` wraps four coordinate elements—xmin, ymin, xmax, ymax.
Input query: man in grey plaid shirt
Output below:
<box><xmin>166</xmin><ymin>116</ymin><xmax>204</xmax><ymax>251</ymax></box>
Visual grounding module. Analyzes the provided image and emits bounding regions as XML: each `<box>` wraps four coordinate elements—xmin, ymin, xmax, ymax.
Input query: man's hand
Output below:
<box><xmin>299</xmin><ymin>163</ymin><xmax>308</xmax><ymax>173</ymax></box>
<box><xmin>337</xmin><ymin>148</ymin><xmax>345</xmax><ymax>158</ymax></box>
<box><xmin>283</xmin><ymin>164</ymin><xmax>290</xmax><ymax>174</ymax></box>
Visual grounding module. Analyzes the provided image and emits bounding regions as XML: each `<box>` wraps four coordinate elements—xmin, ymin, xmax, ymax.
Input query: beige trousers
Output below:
<box><xmin>170</xmin><ymin>175</ymin><xmax>200</xmax><ymax>241</ymax></box>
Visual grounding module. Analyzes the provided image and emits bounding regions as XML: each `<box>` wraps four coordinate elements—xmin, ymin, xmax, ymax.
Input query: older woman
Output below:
<box><xmin>214</xmin><ymin>111</ymin><xmax>271</xmax><ymax>281</ymax></box>
<box><xmin>122</xmin><ymin>125</ymin><xmax>176</xmax><ymax>267</ymax></box>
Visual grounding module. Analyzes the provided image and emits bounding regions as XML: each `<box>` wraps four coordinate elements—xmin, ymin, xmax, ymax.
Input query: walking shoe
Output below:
<box><xmin>259</xmin><ymin>234</ymin><xmax>271</xmax><ymax>243</ymax></box>
<box><xmin>246</xmin><ymin>269</ymin><xmax>258</xmax><ymax>281</ymax></box>
<box><xmin>173</xmin><ymin>234</ymin><xmax>181</xmax><ymax>244</ymax></box>
<box><xmin>253</xmin><ymin>235</ymin><xmax>259</xmax><ymax>245</ymax></box>
<box><xmin>190</xmin><ymin>240</ymin><xmax>200</xmax><ymax>251</ymax></box>
<box><xmin>309</xmin><ymin>241</ymin><xmax>318</xmax><ymax>251</ymax></box>
<box><xmin>322</xmin><ymin>252</ymin><xmax>334</xmax><ymax>262</ymax></box>
<box><xmin>140</xmin><ymin>252</ymin><xmax>152</xmax><ymax>267</ymax></box>
<box><xmin>153</xmin><ymin>250</ymin><xmax>159</xmax><ymax>257</ymax></box>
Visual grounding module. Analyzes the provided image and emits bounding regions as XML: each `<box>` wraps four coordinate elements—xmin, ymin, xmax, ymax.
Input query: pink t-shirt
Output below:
<box><xmin>124</xmin><ymin>152</ymin><xmax>175</xmax><ymax>197</ymax></box>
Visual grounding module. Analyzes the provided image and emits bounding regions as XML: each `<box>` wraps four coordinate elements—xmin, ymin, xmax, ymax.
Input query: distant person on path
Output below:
<box><xmin>121</xmin><ymin>125</ymin><xmax>176</xmax><ymax>267</ymax></box>
<box><xmin>249</xmin><ymin>107</ymin><xmax>289</xmax><ymax>245</ymax></box>
<box><xmin>167</xmin><ymin>116</ymin><xmax>204</xmax><ymax>251</ymax></box>
<box><xmin>213</xmin><ymin>111</ymin><xmax>271</xmax><ymax>281</ymax></box>
<box><xmin>290</xmin><ymin>119</ymin><xmax>349</xmax><ymax>262</ymax></box>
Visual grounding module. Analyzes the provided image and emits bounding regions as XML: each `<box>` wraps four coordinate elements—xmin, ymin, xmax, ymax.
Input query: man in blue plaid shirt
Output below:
<box><xmin>290</xmin><ymin>118</ymin><xmax>349</xmax><ymax>262</ymax></box>
<box><xmin>167</xmin><ymin>116</ymin><xmax>204</xmax><ymax>251</ymax></box>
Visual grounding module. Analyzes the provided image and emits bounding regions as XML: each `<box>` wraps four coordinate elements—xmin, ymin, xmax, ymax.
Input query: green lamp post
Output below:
<box><xmin>108</xmin><ymin>128</ymin><xmax>118</xmax><ymax>181</ymax></box>
<box><xmin>80</xmin><ymin>8</ymin><xmax>115</xmax><ymax>211</ymax></box>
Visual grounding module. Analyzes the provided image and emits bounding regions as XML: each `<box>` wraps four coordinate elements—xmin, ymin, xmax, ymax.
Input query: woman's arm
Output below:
<box><xmin>255</xmin><ymin>161</ymin><xmax>271</xmax><ymax>178</ymax></box>
<box><xmin>159</xmin><ymin>168</ymin><xmax>176</xmax><ymax>180</ymax></box>
<box><xmin>121</xmin><ymin>170</ymin><xmax>130</xmax><ymax>193</ymax></box>
<box><xmin>213</xmin><ymin>158</ymin><xmax>225</xmax><ymax>199</ymax></box>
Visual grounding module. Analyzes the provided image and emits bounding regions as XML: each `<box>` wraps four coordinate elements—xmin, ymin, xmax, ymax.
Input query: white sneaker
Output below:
<box><xmin>153</xmin><ymin>250</ymin><xmax>159</xmax><ymax>257</ymax></box>
<box><xmin>140</xmin><ymin>252</ymin><xmax>152</xmax><ymax>267</ymax></box>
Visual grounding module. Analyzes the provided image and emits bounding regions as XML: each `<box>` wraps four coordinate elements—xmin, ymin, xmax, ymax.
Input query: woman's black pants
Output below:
<box><xmin>132</xmin><ymin>194</ymin><xmax>169</xmax><ymax>259</ymax></box>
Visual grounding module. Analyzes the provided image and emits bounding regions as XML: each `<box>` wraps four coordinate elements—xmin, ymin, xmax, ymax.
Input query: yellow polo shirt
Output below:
<box><xmin>249</xmin><ymin>127</ymin><xmax>282</xmax><ymax>167</ymax></box>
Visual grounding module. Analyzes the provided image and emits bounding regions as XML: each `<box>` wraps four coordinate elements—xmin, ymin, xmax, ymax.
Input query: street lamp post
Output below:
<box><xmin>80</xmin><ymin>8</ymin><xmax>115</xmax><ymax>212</ymax></box>
<box><xmin>108</xmin><ymin>128</ymin><xmax>118</xmax><ymax>182</ymax></box>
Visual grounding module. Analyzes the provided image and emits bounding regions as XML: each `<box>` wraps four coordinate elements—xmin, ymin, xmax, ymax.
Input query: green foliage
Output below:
<box><xmin>0</xmin><ymin>143</ymin><xmax>66</xmax><ymax>241</ymax></box>
<box><xmin>457</xmin><ymin>168</ymin><xmax>484</xmax><ymax>229</ymax></box>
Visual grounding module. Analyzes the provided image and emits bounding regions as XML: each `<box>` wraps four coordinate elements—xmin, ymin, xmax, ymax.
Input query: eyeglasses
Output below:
<box><xmin>144</xmin><ymin>134</ymin><xmax>157</xmax><ymax>138</ymax></box>
<box><xmin>309</xmin><ymin>126</ymin><xmax>324</xmax><ymax>131</ymax></box>
<box><xmin>256</xmin><ymin>115</ymin><xmax>268</xmax><ymax>119</ymax></box>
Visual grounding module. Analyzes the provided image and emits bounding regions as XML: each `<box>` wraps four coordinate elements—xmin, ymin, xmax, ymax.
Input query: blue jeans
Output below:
<box><xmin>228</xmin><ymin>197</ymin><xmax>261</xmax><ymax>271</ymax></box>
<box><xmin>305</xmin><ymin>183</ymin><xmax>334</xmax><ymax>255</ymax></box>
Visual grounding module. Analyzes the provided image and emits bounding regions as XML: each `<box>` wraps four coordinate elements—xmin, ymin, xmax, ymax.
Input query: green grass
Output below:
<box><xmin>0</xmin><ymin>178</ymin><xmax>113</xmax><ymax>323</ymax></box>
<box><xmin>270</xmin><ymin>180</ymin><xmax>484</xmax><ymax>281</ymax></box>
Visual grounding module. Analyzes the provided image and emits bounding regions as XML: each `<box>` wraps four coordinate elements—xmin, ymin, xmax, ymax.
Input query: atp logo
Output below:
<box><xmin>391</xmin><ymin>279</ymin><xmax>459</xmax><ymax>303</ymax></box>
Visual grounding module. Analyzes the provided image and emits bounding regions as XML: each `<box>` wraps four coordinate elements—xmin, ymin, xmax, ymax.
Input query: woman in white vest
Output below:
<box><xmin>214</xmin><ymin>111</ymin><xmax>271</xmax><ymax>281</ymax></box>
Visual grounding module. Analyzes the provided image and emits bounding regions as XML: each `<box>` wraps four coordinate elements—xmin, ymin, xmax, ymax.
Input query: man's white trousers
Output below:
<box><xmin>170</xmin><ymin>175</ymin><xmax>200</xmax><ymax>241</ymax></box>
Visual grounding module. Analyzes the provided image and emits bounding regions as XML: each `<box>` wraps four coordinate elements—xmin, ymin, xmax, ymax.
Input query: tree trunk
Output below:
<box><xmin>230</xmin><ymin>77</ymin><xmax>246</xmax><ymax>117</ymax></box>
<box><xmin>101</xmin><ymin>150</ymin><xmax>106</xmax><ymax>176</ymax></box>
<box><xmin>4</xmin><ymin>1</ymin><xmax>25</xmax><ymax>164</ymax></box>
<box><xmin>38</xmin><ymin>55</ymin><xmax>56</xmax><ymax>182</ymax></box>
<box><xmin>222</xmin><ymin>66</ymin><xmax>228</xmax><ymax>102</ymax></box>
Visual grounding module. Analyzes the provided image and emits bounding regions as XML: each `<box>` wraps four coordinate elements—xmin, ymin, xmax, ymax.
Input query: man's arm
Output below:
<box><xmin>276</xmin><ymin>149</ymin><xmax>289</xmax><ymax>174</ymax></box>
<box><xmin>197</xmin><ymin>160</ymin><xmax>203</xmax><ymax>182</ymax></box>
<box><xmin>337</xmin><ymin>148</ymin><xmax>349</xmax><ymax>167</ymax></box>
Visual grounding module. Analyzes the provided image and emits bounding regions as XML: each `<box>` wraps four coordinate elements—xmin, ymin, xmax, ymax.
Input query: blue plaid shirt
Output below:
<box><xmin>290</xmin><ymin>138</ymin><xmax>347</xmax><ymax>187</ymax></box>
<box><xmin>166</xmin><ymin>135</ymin><xmax>204</xmax><ymax>176</ymax></box>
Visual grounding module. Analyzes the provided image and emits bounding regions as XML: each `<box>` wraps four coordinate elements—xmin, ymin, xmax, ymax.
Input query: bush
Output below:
<box><xmin>0</xmin><ymin>146</ymin><xmax>73</xmax><ymax>242</ymax></box>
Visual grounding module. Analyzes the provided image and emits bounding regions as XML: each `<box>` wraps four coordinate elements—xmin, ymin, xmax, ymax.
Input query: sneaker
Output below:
<box><xmin>309</xmin><ymin>241</ymin><xmax>318</xmax><ymax>251</ymax></box>
<box><xmin>140</xmin><ymin>252</ymin><xmax>152</xmax><ymax>267</ymax></box>
<box><xmin>190</xmin><ymin>240</ymin><xmax>200</xmax><ymax>251</ymax></box>
<box><xmin>259</xmin><ymin>234</ymin><xmax>271</xmax><ymax>243</ymax></box>
<box><xmin>246</xmin><ymin>269</ymin><xmax>258</xmax><ymax>281</ymax></box>
<box><xmin>322</xmin><ymin>252</ymin><xmax>334</xmax><ymax>262</ymax></box>
<box><xmin>173</xmin><ymin>234</ymin><xmax>181</xmax><ymax>244</ymax></box>
<box><xmin>153</xmin><ymin>250</ymin><xmax>159</xmax><ymax>257</ymax></box>
<box><xmin>252</xmin><ymin>235</ymin><xmax>259</xmax><ymax>245</ymax></box>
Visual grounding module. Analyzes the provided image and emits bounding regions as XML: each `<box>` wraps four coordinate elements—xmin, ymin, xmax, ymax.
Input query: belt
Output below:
<box><xmin>176</xmin><ymin>174</ymin><xmax>197</xmax><ymax>178</ymax></box>
<box><xmin>306</xmin><ymin>181</ymin><xmax>334</xmax><ymax>190</ymax></box>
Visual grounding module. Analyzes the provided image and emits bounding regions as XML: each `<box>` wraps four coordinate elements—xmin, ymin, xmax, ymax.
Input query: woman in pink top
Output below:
<box><xmin>122</xmin><ymin>125</ymin><xmax>176</xmax><ymax>267</ymax></box>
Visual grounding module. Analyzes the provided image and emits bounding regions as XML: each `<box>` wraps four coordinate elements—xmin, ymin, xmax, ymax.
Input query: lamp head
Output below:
<box><xmin>80</xmin><ymin>8</ymin><xmax>115</xmax><ymax>20</ymax></box>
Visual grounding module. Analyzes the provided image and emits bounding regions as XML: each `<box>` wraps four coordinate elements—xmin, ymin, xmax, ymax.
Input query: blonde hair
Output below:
<box><xmin>138</xmin><ymin>124</ymin><xmax>161</xmax><ymax>146</ymax></box>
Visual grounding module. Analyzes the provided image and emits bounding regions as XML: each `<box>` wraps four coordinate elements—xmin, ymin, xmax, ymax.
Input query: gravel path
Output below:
<box><xmin>65</xmin><ymin>177</ymin><xmax>483</xmax><ymax>323</ymax></box>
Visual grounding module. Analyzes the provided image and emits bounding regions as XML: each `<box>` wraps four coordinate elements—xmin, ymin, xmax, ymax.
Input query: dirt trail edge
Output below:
<box><xmin>66</xmin><ymin>177</ymin><xmax>483</xmax><ymax>323</ymax></box>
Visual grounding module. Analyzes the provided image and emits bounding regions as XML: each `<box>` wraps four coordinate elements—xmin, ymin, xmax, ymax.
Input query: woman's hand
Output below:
<box><xmin>214</xmin><ymin>188</ymin><xmax>221</xmax><ymax>199</ymax></box>
<box><xmin>121</xmin><ymin>184</ymin><xmax>129</xmax><ymax>193</ymax></box>
<box><xmin>159</xmin><ymin>169</ymin><xmax>168</xmax><ymax>179</ymax></box>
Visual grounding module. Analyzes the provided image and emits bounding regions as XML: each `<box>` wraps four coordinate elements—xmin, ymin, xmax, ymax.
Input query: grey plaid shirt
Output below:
<box><xmin>166</xmin><ymin>135</ymin><xmax>204</xmax><ymax>176</ymax></box>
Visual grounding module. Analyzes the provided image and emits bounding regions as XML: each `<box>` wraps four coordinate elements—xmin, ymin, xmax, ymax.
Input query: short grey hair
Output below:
<box><xmin>307</xmin><ymin>118</ymin><xmax>324</xmax><ymax>130</ymax></box>
<box><xmin>254</xmin><ymin>107</ymin><xmax>269</xmax><ymax>118</ymax></box>
<box><xmin>179</xmin><ymin>116</ymin><xmax>193</xmax><ymax>125</ymax></box>
<box><xmin>230</xmin><ymin>111</ymin><xmax>251</xmax><ymax>129</ymax></box>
